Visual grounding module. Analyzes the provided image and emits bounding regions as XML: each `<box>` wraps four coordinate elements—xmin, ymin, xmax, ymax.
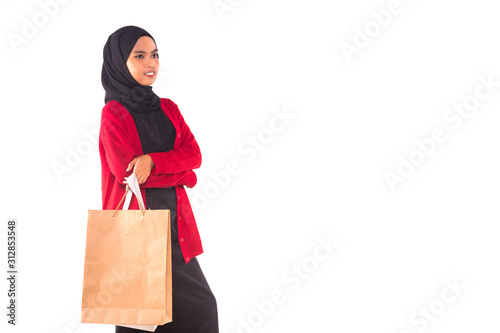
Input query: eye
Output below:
<box><xmin>153</xmin><ymin>53</ymin><xmax>159</xmax><ymax>59</ymax></box>
<box><xmin>135</xmin><ymin>54</ymin><xmax>144</xmax><ymax>59</ymax></box>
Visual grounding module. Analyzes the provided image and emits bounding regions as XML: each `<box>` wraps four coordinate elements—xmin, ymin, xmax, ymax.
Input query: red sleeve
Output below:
<box><xmin>148</xmin><ymin>100</ymin><xmax>202</xmax><ymax>174</ymax></box>
<box><xmin>100</xmin><ymin>106</ymin><xmax>134</xmax><ymax>183</ymax></box>
<box><xmin>100</xmin><ymin>102</ymin><xmax>196</xmax><ymax>188</ymax></box>
<box><xmin>140</xmin><ymin>170</ymin><xmax>197</xmax><ymax>188</ymax></box>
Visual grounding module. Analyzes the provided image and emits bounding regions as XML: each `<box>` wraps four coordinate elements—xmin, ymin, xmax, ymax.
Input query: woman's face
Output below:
<box><xmin>126</xmin><ymin>36</ymin><xmax>159</xmax><ymax>86</ymax></box>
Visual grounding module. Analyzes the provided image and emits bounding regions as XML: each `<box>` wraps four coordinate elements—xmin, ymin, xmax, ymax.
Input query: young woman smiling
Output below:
<box><xmin>99</xmin><ymin>25</ymin><xmax>218</xmax><ymax>333</ymax></box>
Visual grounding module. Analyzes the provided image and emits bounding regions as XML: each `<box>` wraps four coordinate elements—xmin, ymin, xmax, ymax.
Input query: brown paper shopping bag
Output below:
<box><xmin>81</xmin><ymin>174</ymin><xmax>172</xmax><ymax>330</ymax></box>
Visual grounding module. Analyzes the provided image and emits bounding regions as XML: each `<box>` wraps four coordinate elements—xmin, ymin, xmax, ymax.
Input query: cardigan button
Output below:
<box><xmin>178</xmin><ymin>196</ymin><xmax>181</xmax><ymax>200</ymax></box>
<box><xmin>180</xmin><ymin>238</ymin><xmax>184</xmax><ymax>242</ymax></box>
<box><xmin>186</xmin><ymin>256</ymin><xmax>190</xmax><ymax>261</ymax></box>
<box><xmin>177</xmin><ymin>133</ymin><xmax>181</xmax><ymax>137</ymax></box>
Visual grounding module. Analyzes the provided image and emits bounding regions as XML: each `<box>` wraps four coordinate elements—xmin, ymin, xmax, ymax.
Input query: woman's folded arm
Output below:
<box><xmin>148</xmin><ymin>100</ymin><xmax>202</xmax><ymax>174</ymax></box>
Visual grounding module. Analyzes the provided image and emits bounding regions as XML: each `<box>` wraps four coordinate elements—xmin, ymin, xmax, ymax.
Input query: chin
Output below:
<box><xmin>141</xmin><ymin>79</ymin><xmax>156</xmax><ymax>86</ymax></box>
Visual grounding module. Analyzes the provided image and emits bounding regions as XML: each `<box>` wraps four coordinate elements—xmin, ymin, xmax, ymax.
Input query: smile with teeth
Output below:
<box><xmin>145</xmin><ymin>72</ymin><xmax>155</xmax><ymax>76</ymax></box>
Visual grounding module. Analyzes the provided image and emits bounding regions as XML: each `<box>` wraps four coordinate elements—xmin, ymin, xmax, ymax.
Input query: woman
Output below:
<box><xmin>99</xmin><ymin>25</ymin><xmax>218</xmax><ymax>333</ymax></box>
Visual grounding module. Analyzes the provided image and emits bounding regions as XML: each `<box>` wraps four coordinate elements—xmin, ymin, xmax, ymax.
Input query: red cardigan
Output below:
<box><xmin>98</xmin><ymin>98</ymin><xmax>203</xmax><ymax>263</ymax></box>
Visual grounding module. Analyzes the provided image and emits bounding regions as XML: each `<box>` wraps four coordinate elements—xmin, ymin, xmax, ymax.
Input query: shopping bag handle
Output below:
<box><xmin>113</xmin><ymin>174</ymin><xmax>146</xmax><ymax>217</ymax></box>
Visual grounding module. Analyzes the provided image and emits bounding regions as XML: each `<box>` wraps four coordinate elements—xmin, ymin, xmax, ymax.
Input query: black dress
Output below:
<box><xmin>115</xmin><ymin>108</ymin><xmax>218</xmax><ymax>333</ymax></box>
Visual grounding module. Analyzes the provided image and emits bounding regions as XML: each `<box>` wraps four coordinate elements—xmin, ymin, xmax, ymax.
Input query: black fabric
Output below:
<box><xmin>128</xmin><ymin>110</ymin><xmax>176</xmax><ymax>157</ymax></box>
<box><xmin>102</xmin><ymin>25</ymin><xmax>161</xmax><ymax>114</ymax></box>
<box><xmin>128</xmin><ymin>107</ymin><xmax>178</xmax><ymax>242</ymax></box>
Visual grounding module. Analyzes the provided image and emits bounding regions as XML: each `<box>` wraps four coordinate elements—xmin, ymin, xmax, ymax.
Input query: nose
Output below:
<box><xmin>145</xmin><ymin>57</ymin><xmax>154</xmax><ymax>69</ymax></box>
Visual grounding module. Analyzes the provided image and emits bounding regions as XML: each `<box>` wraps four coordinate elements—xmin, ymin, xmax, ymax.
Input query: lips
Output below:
<box><xmin>144</xmin><ymin>72</ymin><xmax>155</xmax><ymax>76</ymax></box>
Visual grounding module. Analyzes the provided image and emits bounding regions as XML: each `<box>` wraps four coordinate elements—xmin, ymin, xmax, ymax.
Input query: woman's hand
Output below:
<box><xmin>126</xmin><ymin>154</ymin><xmax>155</xmax><ymax>184</ymax></box>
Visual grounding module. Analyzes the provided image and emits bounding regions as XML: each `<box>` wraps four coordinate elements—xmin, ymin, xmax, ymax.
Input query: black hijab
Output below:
<box><xmin>101</xmin><ymin>25</ymin><xmax>161</xmax><ymax>114</ymax></box>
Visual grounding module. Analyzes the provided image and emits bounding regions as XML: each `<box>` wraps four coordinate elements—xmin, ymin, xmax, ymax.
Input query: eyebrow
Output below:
<box><xmin>132</xmin><ymin>49</ymin><xmax>158</xmax><ymax>54</ymax></box>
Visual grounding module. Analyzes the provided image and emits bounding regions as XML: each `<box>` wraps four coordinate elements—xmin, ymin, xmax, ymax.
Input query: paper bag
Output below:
<box><xmin>81</xmin><ymin>174</ymin><xmax>172</xmax><ymax>331</ymax></box>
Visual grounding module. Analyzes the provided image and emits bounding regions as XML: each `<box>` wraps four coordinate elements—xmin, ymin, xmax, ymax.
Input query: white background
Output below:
<box><xmin>1</xmin><ymin>0</ymin><xmax>499</xmax><ymax>332</ymax></box>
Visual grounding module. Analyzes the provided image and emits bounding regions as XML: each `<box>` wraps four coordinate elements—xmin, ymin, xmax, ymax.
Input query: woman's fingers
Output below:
<box><xmin>126</xmin><ymin>158</ymin><xmax>137</xmax><ymax>172</ymax></box>
<box><xmin>126</xmin><ymin>155</ymin><xmax>153</xmax><ymax>184</ymax></box>
<box><xmin>134</xmin><ymin>166</ymin><xmax>148</xmax><ymax>184</ymax></box>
